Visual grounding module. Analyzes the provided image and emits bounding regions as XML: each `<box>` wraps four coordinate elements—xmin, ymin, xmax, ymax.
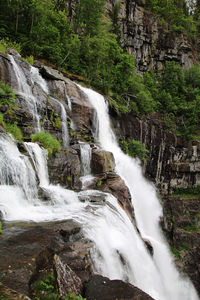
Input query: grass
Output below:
<box><xmin>31</xmin><ymin>131</ymin><xmax>61</xmax><ymax>156</ymax></box>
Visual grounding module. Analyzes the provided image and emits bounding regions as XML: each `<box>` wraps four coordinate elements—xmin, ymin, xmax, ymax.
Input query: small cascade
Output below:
<box><xmin>9</xmin><ymin>55</ymin><xmax>43</xmax><ymax>131</ymax></box>
<box><xmin>66</xmin><ymin>94</ymin><xmax>76</xmax><ymax>130</ymax></box>
<box><xmin>24</xmin><ymin>142</ymin><xmax>49</xmax><ymax>187</ymax></box>
<box><xmin>0</xmin><ymin>134</ymin><xmax>37</xmax><ymax>200</ymax></box>
<box><xmin>78</xmin><ymin>85</ymin><xmax>199</xmax><ymax>300</ymax></box>
<box><xmin>80</xmin><ymin>143</ymin><xmax>92</xmax><ymax>176</ymax></box>
<box><xmin>50</xmin><ymin>97</ymin><xmax>70</xmax><ymax>148</ymax></box>
<box><xmin>30</xmin><ymin>66</ymin><xmax>49</xmax><ymax>94</ymax></box>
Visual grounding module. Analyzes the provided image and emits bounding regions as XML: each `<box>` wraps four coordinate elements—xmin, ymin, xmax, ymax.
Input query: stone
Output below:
<box><xmin>84</xmin><ymin>275</ymin><xmax>155</xmax><ymax>300</ymax></box>
<box><xmin>91</xmin><ymin>149</ymin><xmax>115</xmax><ymax>174</ymax></box>
<box><xmin>40</xmin><ymin>65</ymin><xmax>65</xmax><ymax>81</ymax></box>
<box><xmin>54</xmin><ymin>254</ymin><xmax>83</xmax><ymax>296</ymax></box>
<box><xmin>48</xmin><ymin>148</ymin><xmax>81</xmax><ymax>190</ymax></box>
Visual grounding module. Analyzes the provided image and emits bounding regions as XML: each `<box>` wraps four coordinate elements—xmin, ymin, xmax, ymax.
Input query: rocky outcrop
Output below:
<box><xmin>106</xmin><ymin>0</ymin><xmax>196</xmax><ymax>73</ymax></box>
<box><xmin>162</xmin><ymin>195</ymin><xmax>200</xmax><ymax>295</ymax></box>
<box><xmin>0</xmin><ymin>221</ymin><xmax>93</xmax><ymax>298</ymax></box>
<box><xmin>110</xmin><ymin>109</ymin><xmax>200</xmax><ymax>195</ymax></box>
<box><xmin>84</xmin><ymin>275</ymin><xmax>155</xmax><ymax>300</ymax></box>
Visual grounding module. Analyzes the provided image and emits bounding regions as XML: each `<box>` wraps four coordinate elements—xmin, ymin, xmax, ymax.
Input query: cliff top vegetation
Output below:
<box><xmin>0</xmin><ymin>0</ymin><xmax>200</xmax><ymax>137</ymax></box>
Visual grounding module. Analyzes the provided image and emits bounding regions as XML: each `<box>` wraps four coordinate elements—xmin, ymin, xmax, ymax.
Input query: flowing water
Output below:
<box><xmin>78</xmin><ymin>85</ymin><xmax>199</xmax><ymax>300</ymax></box>
<box><xmin>9</xmin><ymin>55</ymin><xmax>44</xmax><ymax>131</ymax></box>
<box><xmin>0</xmin><ymin>62</ymin><xmax>199</xmax><ymax>298</ymax></box>
<box><xmin>50</xmin><ymin>97</ymin><xmax>70</xmax><ymax>148</ymax></box>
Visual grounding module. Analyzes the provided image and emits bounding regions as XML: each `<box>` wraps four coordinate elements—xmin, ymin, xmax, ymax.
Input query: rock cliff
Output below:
<box><xmin>106</xmin><ymin>0</ymin><xmax>196</xmax><ymax>73</ymax></box>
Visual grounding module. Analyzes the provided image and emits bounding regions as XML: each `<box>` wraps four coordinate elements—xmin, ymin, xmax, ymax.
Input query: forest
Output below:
<box><xmin>0</xmin><ymin>0</ymin><xmax>200</xmax><ymax>137</ymax></box>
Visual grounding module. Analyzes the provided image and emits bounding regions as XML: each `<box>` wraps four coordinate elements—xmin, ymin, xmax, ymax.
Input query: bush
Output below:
<box><xmin>173</xmin><ymin>185</ymin><xmax>200</xmax><ymax>196</ymax></box>
<box><xmin>120</xmin><ymin>138</ymin><xmax>149</xmax><ymax>162</ymax></box>
<box><xmin>5</xmin><ymin>122</ymin><xmax>23</xmax><ymax>142</ymax></box>
<box><xmin>0</xmin><ymin>82</ymin><xmax>16</xmax><ymax>106</ymax></box>
<box><xmin>31</xmin><ymin>131</ymin><xmax>61</xmax><ymax>156</ymax></box>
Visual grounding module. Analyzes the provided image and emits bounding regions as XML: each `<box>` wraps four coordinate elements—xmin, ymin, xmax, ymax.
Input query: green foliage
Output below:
<box><xmin>96</xmin><ymin>180</ymin><xmax>103</xmax><ymax>187</ymax></box>
<box><xmin>144</xmin><ymin>62</ymin><xmax>200</xmax><ymax>136</ymax></box>
<box><xmin>0</xmin><ymin>38</ymin><xmax>21</xmax><ymax>54</ymax></box>
<box><xmin>184</xmin><ymin>225</ymin><xmax>199</xmax><ymax>232</ymax></box>
<box><xmin>145</xmin><ymin>0</ymin><xmax>197</xmax><ymax>41</ymax></box>
<box><xmin>0</xmin><ymin>113</ymin><xmax>5</xmax><ymax>128</ymax></box>
<box><xmin>173</xmin><ymin>185</ymin><xmax>200</xmax><ymax>196</ymax></box>
<box><xmin>33</xmin><ymin>273</ymin><xmax>59</xmax><ymax>300</ymax></box>
<box><xmin>31</xmin><ymin>131</ymin><xmax>61</xmax><ymax>156</ymax></box>
<box><xmin>0</xmin><ymin>221</ymin><xmax>2</xmax><ymax>234</ymax></box>
<box><xmin>120</xmin><ymin>138</ymin><xmax>149</xmax><ymax>162</ymax></box>
<box><xmin>0</xmin><ymin>82</ymin><xmax>16</xmax><ymax>106</ymax></box>
<box><xmin>5</xmin><ymin>122</ymin><xmax>23</xmax><ymax>142</ymax></box>
<box><xmin>63</xmin><ymin>294</ymin><xmax>87</xmax><ymax>300</ymax></box>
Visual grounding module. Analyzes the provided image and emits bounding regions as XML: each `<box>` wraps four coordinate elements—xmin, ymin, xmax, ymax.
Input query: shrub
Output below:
<box><xmin>5</xmin><ymin>122</ymin><xmax>23</xmax><ymax>142</ymax></box>
<box><xmin>173</xmin><ymin>185</ymin><xmax>200</xmax><ymax>196</ymax></box>
<box><xmin>0</xmin><ymin>82</ymin><xmax>16</xmax><ymax>106</ymax></box>
<box><xmin>120</xmin><ymin>138</ymin><xmax>149</xmax><ymax>162</ymax></box>
<box><xmin>31</xmin><ymin>131</ymin><xmax>61</xmax><ymax>156</ymax></box>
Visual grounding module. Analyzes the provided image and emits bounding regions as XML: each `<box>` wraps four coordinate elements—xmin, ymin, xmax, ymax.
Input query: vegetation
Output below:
<box><xmin>0</xmin><ymin>1</ymin><xmax>200</xmax><ymax>138</ymax></box>
<box><xmin>173</xmin><ymin>185</ymin><xmax>200</xmax><ymax>196</ymax></box>
<box><xmin>120</xmin><ymin>138</ymin><xmax>149</xmax><ymax>162</ymax></box>
<box><xmin>0</xmin><ymin>221</ymin><xmax>2</xmax><ymax>234</ymax></box>
<box><xmin>0</xmin><ymin>112</ymin><xmax>23</xmax><ymax>142</ymax></box>
<box><xmin>145</xmin><ymin>0</ymin><xmax>198</xmax><ymax>41</ymax></box>
<box><xmin>144</xmin><ymin>62</ymin><xmax>200</xmax><ymax>136</ymax></box>
<box><xmin>33</xmin><ymin>273</ymin><xmax>87</xmax><ymax>300</ymax></box>
<box><xmin>0</xmin><ymin>82</ymin><xmax>16</xmax><ymax>106</ymax></box>
<box><xmin>5</xmin><ymin>122</ymin><xmax>23</xmax><ymax>142</ymax></box>
<box><xmin>31</xmin><ymin>131</ymin><xmax>61</xmax><ymax>156</ymax></box>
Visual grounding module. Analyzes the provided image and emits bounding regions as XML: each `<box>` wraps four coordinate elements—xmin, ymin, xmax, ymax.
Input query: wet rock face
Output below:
<box><xmin>91</xmin><ymin>149</ymin><xmax>115</xmax><ymax>174</ymax></box>
<box><xmin>48</xmin><ymin>148</ymin><xmax>81</xmax><ymax>190</ymax></box>
<box><xmin>162</xmin><ymin>196</ymin><xmax>200</xmax><ymax>295</ymax></box>
<box><xmin>84</xmin><ymin>275</ymin><xmax>155</xmax><ymax>300</ymax></box>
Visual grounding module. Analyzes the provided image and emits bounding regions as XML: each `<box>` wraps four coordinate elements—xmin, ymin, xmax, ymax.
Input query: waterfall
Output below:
<box><xmin>80</xmin><ymin>143</ymin><xmax>92</xmax><ymax>176</ymax></box>
<box><xmin>78</xmin><ymin>85</ymin><xmax>199</xmax><ymax>300</ymax></box>
<box><xmin>25</xmin><ymin>142</ymin><xmax>49</xmax><ymax>187</ymax></box>
<box><xmin>52</xmin><ymin>98</ymin><xmax>69</xmax><ymax>148</ymax></box>
<box><xmin>9</xmin><ymin>55</ymin><xmax>42</xmax><ymax>131</ymax></box>
<box><xmin>30</xmin><ymin>66</ymin><xmax>49</xmax><ymax>94</ymax></box>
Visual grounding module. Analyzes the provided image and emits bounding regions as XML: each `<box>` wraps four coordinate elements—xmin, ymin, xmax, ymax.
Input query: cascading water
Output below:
<box><xmin>80</xmin><ymin>143</ymin><xmax>92</xmax><ymax>176</ymax></box>
<box><xmin>0</xmin><ymin>60</ymin><xmax>199</xmax><ymax>298</ymax></box>
<box><xmin>9</xmin><ymin>55</ymin><xmax>44</xmax><ymax>131</ymax></box>
<box><xmin>78</xmin><ymin>85</ymin><xmax>199</xmax><ymax>300</ymax></box>
<box><xmin>50</xmin><ymin>97</ymin><xmax>69</xmax><ymax>148</ymax></box>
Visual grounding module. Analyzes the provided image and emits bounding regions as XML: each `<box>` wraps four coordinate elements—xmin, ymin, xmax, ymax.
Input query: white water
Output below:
<box><xmin>51</xmin><ymin>97</ymin><xmax>69</xmax><ymax>148</ymax></box>
<box><xmin>0</xmin><ymin>67</ymin><xmax>199</xmax><ymax>298</ymax></box>
<box><xmin>78</xmin><ymin>86</ymin><xmax>199</xmax><ymax>300</ymax></box>
<box><xmin>80</xmin><ymin>143</ymin><xmax>92</xmax><ymax>176</ymax></box>
<box><xmin>9</xmin><ymin>55</ymin><xmax>42</xmax><ymax>131</ymax></box>
<box><xmin>30</xmin><ymin>66</ymin><xmax>49</xmax><ymax>94</ymax></box>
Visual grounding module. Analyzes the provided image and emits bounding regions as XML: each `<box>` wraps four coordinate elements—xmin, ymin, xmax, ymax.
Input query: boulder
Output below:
<box><xmin>91</xmin><ymin>149</ymin><xmax>115</xmax><ymax>174</ymax></box>
<box><xmin>54</xmin><ymin>254</ymin><xmax>83</xmax><ymax>296</ymax></box>
<box><xmin>84</xmin><ymin>275</ymin><xmax>155</xmax><ymax>300</ymax></box>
